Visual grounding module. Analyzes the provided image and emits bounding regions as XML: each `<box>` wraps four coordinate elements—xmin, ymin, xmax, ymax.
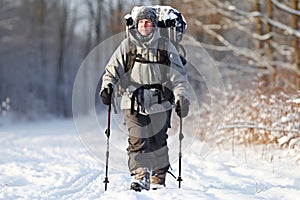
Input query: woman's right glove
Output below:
<box><xmin>175</xmin><ymin>96</ymin><xmax>189</xmax><ymax>118</ymax></box>
<box><xmin>100</xmin><ymin>84</ymin><xmax>113</xmax><ymax>105</ymax></box>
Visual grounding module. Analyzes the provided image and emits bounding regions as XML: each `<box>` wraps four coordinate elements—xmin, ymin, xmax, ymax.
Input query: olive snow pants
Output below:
<box><xmin>124</xmin><ymin>109</ymin><xmax>171</xmax><ymax>177</ymax></box>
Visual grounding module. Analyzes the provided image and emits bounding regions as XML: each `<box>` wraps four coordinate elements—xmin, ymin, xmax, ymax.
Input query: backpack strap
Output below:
<box><xmin>157</xmin><ymin>37</ymin><xmax>170</xmax><ymax>83</ymax></box>
<box><xmin>157</xmin><ymin>38</ymin><xmax>175</xmax><ymax>104</ymax></box>
<box><xmin>125</xmin><ymin>40</ymin><xmax>137</xmax><ymax>73</ymax></box>
<box><xmin>125</xmin><ymin>37</ymin><xmax>171</xmax><ymax>73</ymax></box>
<box><xmin>157</xmin><ymin>37</ymin><xmax>170</xmax><ymax>66</ymax></box>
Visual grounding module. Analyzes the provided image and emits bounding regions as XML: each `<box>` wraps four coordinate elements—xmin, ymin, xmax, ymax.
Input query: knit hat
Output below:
<box><xmin>136</xmin><ymin>7</ymin><xmax>158</xmax><ymax>27</ymax></box>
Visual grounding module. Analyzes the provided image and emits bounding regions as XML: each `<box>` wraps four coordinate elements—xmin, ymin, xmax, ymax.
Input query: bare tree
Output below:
<box><xmin>266</xmin><ymin>0</ymin><xmax>274</xmax><ymax>62</ymax></box>
<box><xmin>290</xmin><ymin>0</ymin><xmax>299</xmax><ymax>88</ymax></box>
<box><xmin>85</xmin><ymin>0</ymin><xmax>106</xmax><ymax>53</ymax></box>
<box><xmin>108</xmin><ymin>0</ymin><xmax>124</xmax><ymax>35</ymax></box>
<box><xmin>56</xmin><ymin>0</ymin><xmax>77</xmax><ymax>116</ymax></box>
<box><xmin>254</xmin><ymin>0</ymin><xmax>263</xmax><ymax>50</ymax></box>
<box><xmin>266</xmin><ymin>0</ymin><xmax>277</xmax><ymax>89</ymax></box>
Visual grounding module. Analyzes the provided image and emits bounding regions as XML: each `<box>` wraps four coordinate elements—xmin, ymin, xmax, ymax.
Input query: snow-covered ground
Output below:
<box><xmin>0</xmin><ymin>118</ymin><xmax>299</xmax><ymax>200</ymax></box>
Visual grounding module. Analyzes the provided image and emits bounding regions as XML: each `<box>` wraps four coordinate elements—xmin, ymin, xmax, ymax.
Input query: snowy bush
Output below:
<box><xmin>213</xmin><ymin>88</ymin><xmax>300</xmax><ymax>156</ymax></box>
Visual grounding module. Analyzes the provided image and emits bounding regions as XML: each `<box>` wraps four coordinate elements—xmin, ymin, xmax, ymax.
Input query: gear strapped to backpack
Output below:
<box><xmin>125</xmin><ymin>6</ymin><xmax>187</xmax><ymax>48</ymax></box>
<box><xmin>124</xmin><ymin>5</ymin><xmax>187</xmax><ymax>68</ymax></box>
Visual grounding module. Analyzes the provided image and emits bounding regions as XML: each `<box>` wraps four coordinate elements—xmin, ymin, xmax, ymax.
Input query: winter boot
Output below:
<box><xmin>130</xmin><ymin>167</ymin><xmax>151</xmax><ymax>192</ymax></box>
<box><xmin>150</xmin><ymin>173</ymin><xmax>166</xmax><ymax>190</ymax></box>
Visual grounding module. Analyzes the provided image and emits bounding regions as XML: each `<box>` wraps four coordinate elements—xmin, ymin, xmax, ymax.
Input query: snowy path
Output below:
<box><xmin>0</xmin><ymin>119</ymin><xmax>299</xmax><ymax>200</ymax></box>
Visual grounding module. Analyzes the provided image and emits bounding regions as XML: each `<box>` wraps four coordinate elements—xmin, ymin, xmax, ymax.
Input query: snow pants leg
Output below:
<box><xmin>124</xmin><ymin>109</ymin><xmax>171</xmax><ymax>181</ymax></box>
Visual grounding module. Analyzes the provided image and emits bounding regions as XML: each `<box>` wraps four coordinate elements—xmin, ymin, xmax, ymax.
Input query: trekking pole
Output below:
<box><xmin>177</xmin><ymin>101</ymin><xmax>184</xmax><ymax>188</ymax></box>
<box><xmin>104</xmin><ymin>84</ymin><xmax>112</xmax><ymax>191</ymax></box>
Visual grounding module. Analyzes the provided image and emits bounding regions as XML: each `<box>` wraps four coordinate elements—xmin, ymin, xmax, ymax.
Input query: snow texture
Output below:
<box><xmin>0</xmin><ymin>118</ymin><xmax>299</xmax><ymax>200</ymax></box>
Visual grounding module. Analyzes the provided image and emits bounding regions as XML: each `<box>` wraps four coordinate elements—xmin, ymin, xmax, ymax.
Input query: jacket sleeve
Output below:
<box><xmin>100</xmin><ymin>39</ymin><xmax>128</xmax><ymax>92</ymax></box>
<box><xmin>167</xmin><ymin>42</ymin><xmax>189</xmax><ymax>103</ymax></box>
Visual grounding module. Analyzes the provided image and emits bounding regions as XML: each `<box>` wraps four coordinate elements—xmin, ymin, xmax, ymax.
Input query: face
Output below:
<box><xmin>137</xmin><ymin>19</ymin><xmax>154</xmax><ymax>36</ymax></box>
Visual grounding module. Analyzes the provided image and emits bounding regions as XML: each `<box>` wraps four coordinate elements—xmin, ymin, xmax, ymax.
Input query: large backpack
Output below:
<box><xmin>124</xmin><ymin>5</ymin><xmax>187</xmax><ymax>70</ymax></box>
<box><xmin>125</xmin><ymin>5</ymin><xmax>186</xmax><ymax>43</ymax></box>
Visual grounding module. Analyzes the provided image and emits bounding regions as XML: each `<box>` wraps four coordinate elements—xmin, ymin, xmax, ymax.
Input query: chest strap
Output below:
<box><xmin>130</xmin><ymin>84</ymin><xmax>163</xmax><ymax>115</ymax></box>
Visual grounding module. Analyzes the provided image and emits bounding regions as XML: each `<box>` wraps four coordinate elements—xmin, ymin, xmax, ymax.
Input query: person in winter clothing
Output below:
<box><xmin>100</xmin><ymin>6</ymin><xmax>189</xmax><ymax>191</ymax></box>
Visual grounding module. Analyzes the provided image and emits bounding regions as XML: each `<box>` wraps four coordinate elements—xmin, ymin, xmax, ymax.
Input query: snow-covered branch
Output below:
<box><xmin>215</xmin><ymin>61</ymin><xmax>268</xmax><ymax>73</ymax></box>
<box><xmin>222</xmin><ymin>18</ymin><xmax>273</xmax><ymax>41</ymax></box>
<box><xmin>271</xmin><ymin>0</ymin><xmax>300</xmax><ymax>16</ymax></box>
<box><xmin>208</xmin><ymin>0</ymin><xmax>300</xmax><ymax>38</ymax></box>
<box><xmin>254</xmin><ymin>61</ymin><xmax>300</xmax><ymax>76</ymax></box>
<box><xmin>196</xmin><ymin>18</ymin><xmax>300</xmax><ymax>75</ymax></box>
<box><xmin>218</xmin><ymin>124</ymin><xmax>299</xmax><ymax>134</ymax></box>
<box><xmin>202</xmin><ymin>17</ymin><xmax>273</xmax><ymax>41</ymax></box>
<box><xmin>199</xmin><ymin>42</ymin><xmax>232</xmax><ymax>52</ymax></box>
<box><xmin>262</xmin><ymin>17</ymin><xmax>300</xmax><ymax>38</ymax></box>
<box><xmin>270</xmin><ymin>40</ymin><xmax>294</xmax><ymax>58</ymax></box>
<box><xmin>195</xmin><ymin>19</ymin><xmax>261</xmax><ymax>62</ymax></box>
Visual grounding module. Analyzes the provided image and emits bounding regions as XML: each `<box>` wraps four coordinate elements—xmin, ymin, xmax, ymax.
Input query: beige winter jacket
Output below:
<box><xmin>101</xmin><ymin>29</ymin><xmax>189</xmax><ymax>115</ymax></box>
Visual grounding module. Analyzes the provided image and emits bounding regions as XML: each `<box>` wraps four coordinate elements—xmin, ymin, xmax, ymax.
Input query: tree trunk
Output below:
<box><xmin>254</xmin><ymin>0</ymin><xmax>263</xmax><ymax>50</ymax></box>
<box><xmin>57</xmin><ymin>1</ymin><xmax>68</xmax><ymax>116</ymax></box>
<box><xmin>34</xmin><ymin>0</ymin><xmax>47</xmax><ymax>103</ymax></box>
<box><xmin>266</xmin><ymin>0</ymin><xmax>273</xmax><ymax>61</ymax></box>
<box><xmin>95</xmin><ymin>0</ymin><xmax>103</xmax><ymax>44</ymax></box>
<box><xmin>290</xmin><ymin>0</ymin><xmax>300</xmax><ymax>89</ymax></box>
<box><xmin>266</xmin><ymin>0</ymin><xmax>276</xmax><ymax>90</ymax></box>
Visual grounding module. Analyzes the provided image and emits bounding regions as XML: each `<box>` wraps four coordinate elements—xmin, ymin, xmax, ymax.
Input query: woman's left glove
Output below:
<box><xmin>175</xmin><ymin>96</ymin><xmax>189</xmax><ymax>118</ymax></box>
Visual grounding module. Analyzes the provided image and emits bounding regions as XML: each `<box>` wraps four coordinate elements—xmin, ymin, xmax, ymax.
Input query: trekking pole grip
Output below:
<box><xmin>105</xmin><ymin>83</ymin><xmax>113</xmax><ymax>137</ymax></box>
<box><xmin>107</xmin><ymin>83</ymin><xmax>113</xmax><ymax>95</ymax></box>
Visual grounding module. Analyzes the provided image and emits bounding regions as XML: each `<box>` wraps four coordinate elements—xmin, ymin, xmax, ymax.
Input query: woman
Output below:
<box><xmin>100</xmin><ymin>6</ymin><xmax>189</xmax><ymax>191</ymax></box>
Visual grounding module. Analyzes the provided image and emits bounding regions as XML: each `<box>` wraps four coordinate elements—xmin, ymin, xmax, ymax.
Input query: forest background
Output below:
<box><xmin>0</xmin><ymin>0</ymin><xmax>299</xmax><ymax>152</ymax></box>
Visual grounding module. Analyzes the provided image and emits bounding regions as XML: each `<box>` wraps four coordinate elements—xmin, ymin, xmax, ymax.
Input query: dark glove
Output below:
<box><xmin>100</xmin><ymin>84</ymin><xmax>113</xmax><ymax>105</ymax></box>
<box><xmin>175</xmin><ymin>97</ymin><xmax>189</xmax><ymax>118</ymax></box>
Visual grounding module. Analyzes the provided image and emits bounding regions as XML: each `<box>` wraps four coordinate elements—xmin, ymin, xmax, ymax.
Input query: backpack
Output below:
<box><xmin>124</xmin><ymin>5</ymin><xmax>187</xmax><ymax>70</ymax></box>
